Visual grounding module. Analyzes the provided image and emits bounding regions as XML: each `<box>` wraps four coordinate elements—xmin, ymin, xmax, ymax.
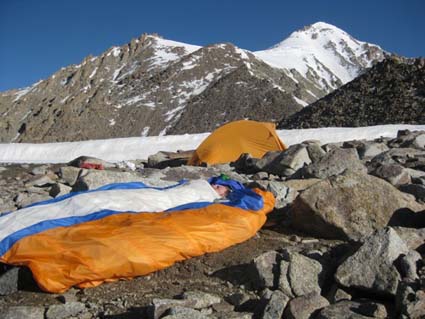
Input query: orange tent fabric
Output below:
<box><xmin>188</xmin><ymin>120</ymin><xmax>286</xmax><ymax>165</ymax></box>
<box><xmin>1</xmin><ymin>189</ymin><xmax>274</xmax><ymax>293</ymax></box>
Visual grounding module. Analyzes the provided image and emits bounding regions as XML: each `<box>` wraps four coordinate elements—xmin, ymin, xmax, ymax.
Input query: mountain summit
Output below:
<box><xmin>254</xmin><ymin>22</ymin><xmax>387</xmax><ymax>92</ymax></box>
<box><xmin>0</xmin><ymin>22</ymin><xmax>387</xmax><ymax>143</ymax></box>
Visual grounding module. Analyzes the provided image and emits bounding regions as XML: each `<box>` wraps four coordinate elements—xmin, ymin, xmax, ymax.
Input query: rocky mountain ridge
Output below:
<box><xmin>278</xmin><ymin>57</ymin><xmax>425</xmax><ymax>129</ymax></box>
<box><xmin>0</xmin><ymin>22</ymin><xmax>386</xmax><ymax>143</ymax></box>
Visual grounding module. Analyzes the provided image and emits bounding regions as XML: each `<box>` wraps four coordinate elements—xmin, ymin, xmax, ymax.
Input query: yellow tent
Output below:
<box><xmin>188</xmin><ymin>120</ymin><xmax>286</xmax><ymax>165</ymax></box>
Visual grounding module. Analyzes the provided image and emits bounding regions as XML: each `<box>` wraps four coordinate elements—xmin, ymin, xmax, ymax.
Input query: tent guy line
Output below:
<box><xmin>1</xmin><ymin>124</ymin><xmax>425</xmax><ymax>164</ymax></box>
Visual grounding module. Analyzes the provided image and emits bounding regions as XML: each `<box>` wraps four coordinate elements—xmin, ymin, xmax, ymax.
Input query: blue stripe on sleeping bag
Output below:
<box><xmin>0</xmin><ymin>181</ymin><xmax>263</xmax><ymax>257</ymax></box>
<box><xmin>165</xmin><ymin>188</ymin><xmax>264</xmax><ymax>212</ymax></box>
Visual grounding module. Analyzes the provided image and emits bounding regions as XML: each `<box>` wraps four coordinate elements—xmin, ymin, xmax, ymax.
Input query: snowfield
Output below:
<box><xmin>0</xmin><ymin>125</ymin><xmax>424</xmax><ymax>164</ymax></box>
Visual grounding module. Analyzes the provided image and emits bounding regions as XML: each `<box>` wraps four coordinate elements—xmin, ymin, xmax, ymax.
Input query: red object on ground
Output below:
<box><xmin>79</xmin><ymin>162</ymin><xmax>104</xmax><ymax>170</ymax></box>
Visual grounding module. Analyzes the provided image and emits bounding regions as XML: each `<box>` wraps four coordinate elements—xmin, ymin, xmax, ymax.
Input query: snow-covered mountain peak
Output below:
<box><xmin>271</xmin><ymin>21</ymin><xmax>350</xmax><ymax>49</ymax></box>
<box><xmin>254</xmin><ymin>21</ymin><xmax>387</xmax><ymax>91</ymax></box>
<box><xmin>145</xmin><ymin>34</ymin><xmax>201</xmax><ymax>55</ymax></box>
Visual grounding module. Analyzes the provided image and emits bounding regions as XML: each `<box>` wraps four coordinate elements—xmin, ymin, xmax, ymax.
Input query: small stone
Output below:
<box><xmin>49</xmin><ymin>183</ymin><xmax>72</xmax><ymax>197</ymax></box>
<box><xmin>150</xmin><ymin>298</ymin><xmax>197</xmax><ymax>319</ymax></box>
<box><xmin>24</xmin><ymin>175</ymin><xmax>56</xmax><ymax>187</ymax></box>
<box><xmin>284</xmin><ymin>292</ymin><xmax>330</xmax><ymax>319</ymax></box>
<box><xmin>181</xmin><ymin>290</ymin><xmax>221</xmax><ymax>309</ymax></box>
<box><xmin>252</xmin><ymin>172</ymin><xmax>269</xmax><ymax>180</ymax></box>
<box><xmin>31</xmin><ymin>165</ymin><xmax>49</xmax><ymax>175</ymax></box>
<box><xmin>226</xmin><ymin>292</ymin><xmax>251</xmax><ymax>306</ymax></box>
<box><xmin>399</xmin><ymin>250</ymin><xmax>422</xmax><ymax>282</ymax></box>
<box><xmin>212</xmin><ymin>301</ymin><xmax>235</xmax><ymax>313</ymax></box>
<box><xmin>261</xmin><ymin>290</ymin><xmax>290</xmax><ymax>319</ymax></box>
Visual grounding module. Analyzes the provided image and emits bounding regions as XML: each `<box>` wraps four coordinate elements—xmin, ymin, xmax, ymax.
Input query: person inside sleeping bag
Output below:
<box><xmin>207</xmin><ymin>174</ymin><xmax>264</xmax><ymax>211</ymax></box>
<box><xmin>209</xmin><ymin>174</ymin><xmax>235</xmax><ymax>198</ymax></box>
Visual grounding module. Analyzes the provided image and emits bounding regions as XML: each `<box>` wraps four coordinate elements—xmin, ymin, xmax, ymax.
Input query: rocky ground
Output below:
<box><xmin>1</xmin><ymin>129</ymin><xmax>425</xmax><ymax>319</ymax></box>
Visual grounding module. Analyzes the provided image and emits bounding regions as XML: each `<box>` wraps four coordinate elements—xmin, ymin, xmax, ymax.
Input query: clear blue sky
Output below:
<box><xmin>1</xmin><ymin>0</ymin><xmax>424</xmax><ymax>92</ymax></box>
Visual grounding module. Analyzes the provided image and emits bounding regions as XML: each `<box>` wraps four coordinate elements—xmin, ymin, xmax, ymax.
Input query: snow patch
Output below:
<box><xmin>143</xmin><ymin>102</ymin><xmax>156</xmax><ymax>108</ymax></box>
<box><xmin>112</xmin><ymin>65</ymin><xmax>125</xmax><ymax>81</ymax></box>
<box><xmin>20</xmin><ymin>110</ymin><xmax>32</xmax><ymax>122</ymax></box>
<box><xmin>164</xmin><ymin>105</ymin><xmax>186</xmax><ymax>122</ymax></box>
<box><xmin>146</xmin><ymin>37</ymin><xmax>201</xmax><ymax>71</ymax></box>
<box><xmin>107</xmin><ymin>47</ymin><xmax>122</xmax><ymax>57</ymax></box>
<box><xmin>141</xmin><ymin>127</ymin><xmax>150</xmax><ymax>137</ymax></box>
<box><xmin>124</xmin><ymin>95</ymin><xmax>144</xmax><ymax>106</ymax></box>
<box><xmin>116</xmin><ymin>62</ymin><xmax>139</xmax><ymax>81</ymax></box>
<box><xmin>60</xmin><ymin>95</ymin><xmax>70</xmax><ymax>104</ymax></box>
<box><xmin>306</xmin><ymin>90</ymin><xmax>318</xmax><ymax>99</ymax></box>
<box><xmin>81</xmin><ymin>85</ymin><xmax>91</xmax><ymax>93</ymax></box>
<box><xmin>293</xmin><ymin>96</ymin><xmax>309</xmax><ymax>107</ymax></box>
<box><xmin>89</xmin><ymin>67</ymin><xmax>98</xmax><ymax>79</ymax></box>
<box><xmin>13</xmin><ymin>87</ymin><xmax>31</xmax><ymax>102</ymax></box>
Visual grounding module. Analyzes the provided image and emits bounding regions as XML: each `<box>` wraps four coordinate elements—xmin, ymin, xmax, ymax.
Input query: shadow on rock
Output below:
<box><xmin>388</xmin><ymin>208</ymin><xmax>425</xmax><ymax>228</ymax></box>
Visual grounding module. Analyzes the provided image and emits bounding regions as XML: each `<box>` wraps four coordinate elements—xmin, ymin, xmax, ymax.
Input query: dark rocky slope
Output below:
<box><xmin>279</xmin><ymin>57</ymin><xmax>425</xmax><ymax>129</ymax></box>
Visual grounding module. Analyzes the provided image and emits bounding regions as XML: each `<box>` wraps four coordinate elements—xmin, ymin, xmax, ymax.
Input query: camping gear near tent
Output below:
<box><xmin>188</xmin><ymin>120</ymin><xmax>286</xmax><ymax>166</ymax></box>
<box><xmin>0</xmin><ymin>179</ymin><xmax>275</xmax><ymax>293</ymax></box>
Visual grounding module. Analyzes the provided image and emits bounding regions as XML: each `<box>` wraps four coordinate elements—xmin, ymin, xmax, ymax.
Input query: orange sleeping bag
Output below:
<box><xmin>1</xmin><ymin>188</ymin><xmax>274</xmax><ymax>293</ymax></box>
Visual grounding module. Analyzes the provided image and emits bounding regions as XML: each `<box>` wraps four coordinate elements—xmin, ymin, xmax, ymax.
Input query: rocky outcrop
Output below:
<box><xmin>279</xmin><ymin>57</ymin><xmax>425</xmax><ymax>129</ymax></box>
<box><xmin>289</xmin><ymin>170</ymin><xmax>423</xmax><ymax>241</ymax></box>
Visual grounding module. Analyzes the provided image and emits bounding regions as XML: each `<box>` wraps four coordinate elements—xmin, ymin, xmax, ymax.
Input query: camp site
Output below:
<box><xmin>1</xmin><ymin>3</ymin><xmax>424</xmax><ymax>317</ymax></box>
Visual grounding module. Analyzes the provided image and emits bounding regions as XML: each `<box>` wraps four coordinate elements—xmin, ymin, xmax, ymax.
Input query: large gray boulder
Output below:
<box><xmin>303</xmin><ymin>148</ymin><xmax>366</xmax><ymax>179</ymax></box>
<box><xmin>335</xmin><ymin>227</ymin><xmax>409</xmax><ymax>296</ymax></box>
<box><xmin>290</xmin><ymin>170</ymin><xmax>424</xmax><ymax>241</ymax></box>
